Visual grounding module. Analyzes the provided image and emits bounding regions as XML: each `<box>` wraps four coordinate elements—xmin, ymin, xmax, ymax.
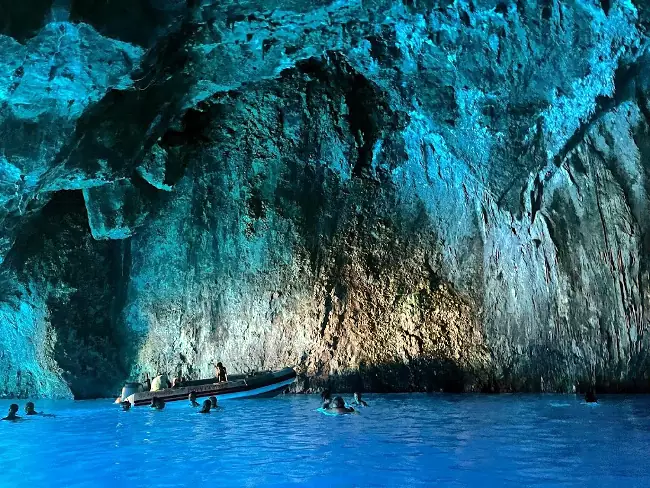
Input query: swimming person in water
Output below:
<box><xmin>120</xmin><ymin>400</ymin><xmax>131</xmax><ymax>411</ymax></box>
<box><xmin>329</xmin><ymin>396</ymin><xmax>355</xmax><ymax>414</ymax></box>
<box><xmin>209</xmin><ymin>396</ymin><xmax>218</xmax><ymax>409</ymax></box>
<box><xmin>585</xmin><ymin>389</ymin><xmax>597</xmax><ymax>403</ymax></box>
<box><xmin>189</xmin><ymin>391</ymin><xmax>200</xmax><ymax>407</ymax></box>
<box><xmin>24</xmin><ymin>402</ymin><xmax>56</xmax><ymax>417</ymax></box>
<box><xmin>351</xmin><ymin>392</ymin><xmax>368</xmax><ymax>407</ymax></box>
<box><xmin>215</xmin><ymin>362</ymin><xmax>228</xmax><ymax>382</ymax></box>
<box><xmin>2</xmin><ymin>404</ymin><xmax>21</xmax><ymax>421</ymax></box>
<box><xmin>150</xmin><ymin>397</ymin><xmax>165</xmax><ymax>410</ymax></box>
<box><xmin>321</xmin><ymin>389</ymin><xmax>332</xmax><ymax>409</ymax></box>
<box><xmin>199</xmin><ymin>400</ymin><xmax>211</xmax><ymax>414</ymax></box>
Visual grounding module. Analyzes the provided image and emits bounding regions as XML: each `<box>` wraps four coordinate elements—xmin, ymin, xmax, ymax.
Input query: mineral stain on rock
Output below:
<box><xmin>0</xmin><ymin>0</ymin><xmax>650</xmax><ymax>398</ymax></box>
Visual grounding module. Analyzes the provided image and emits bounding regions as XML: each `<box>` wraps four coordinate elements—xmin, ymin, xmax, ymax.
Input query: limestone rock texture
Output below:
<box><xmin>1</xmin><ymin>0</ymin><xmax>650</xmax><ymax>398</ymax></box>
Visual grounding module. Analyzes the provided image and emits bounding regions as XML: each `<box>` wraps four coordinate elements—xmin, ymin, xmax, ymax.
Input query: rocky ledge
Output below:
<box><xmin>1</xmin><ymin>0</ymin><xmax>650</xmax><ymax>398</ymax></box>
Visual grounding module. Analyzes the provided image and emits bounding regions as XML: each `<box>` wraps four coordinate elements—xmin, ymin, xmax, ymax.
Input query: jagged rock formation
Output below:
<box><xmin>1</xmin><ymin>0</ymin><xmax>650</xmax><ymax>398</ymax></box>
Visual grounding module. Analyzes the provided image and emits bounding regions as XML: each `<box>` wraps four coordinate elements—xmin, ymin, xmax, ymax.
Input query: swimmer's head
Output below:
<box><xmin>189</xmin><ymin>391</ymin><xmax>197</xmax><ymax>402</ymax></box>
<box><xmin>333</xmin><ymin>396</ymin><xmax>345</xmax><ymax>408</ymax></box>
<box><xmin>321</xmin><ymin>389</ymin><xmax>331</xmax><ymax>401</ymax></box>
<box><xmin>585</xmin><ymin>390</ymin><xmax>597</xmax><ymax>403</ymax></box>
<box><xmin>9</xmin><ymin>404</ymin><xmax>19</xmax><ymax>414</ymax></box>
<box><xmin>200</xmin><ymin>400</ymin><xmax>211</xmax><ymax>413</ymax></box>
<box><xmin>354</xmin><ymin>392</ymin><xmax>361</xmax><ymax>401</ymax></box>
<box><xmin>25</xmin><ymin>402</ymin><xmax>35</xmax><ymax>414</ymax></box>
<box><xmin>209</xmin><ymin>396</ymin><xmax>217</xmax><ymax>408</ymax></box>
<box><xmin>121</xmin><ymin>400</ymin><xmax>131</xmax><ymax>411</ymax></box>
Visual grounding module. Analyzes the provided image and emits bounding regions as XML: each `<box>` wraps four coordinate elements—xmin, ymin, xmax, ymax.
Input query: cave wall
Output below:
<box><xmin>1</xmin><ymin>0</ymin><xmax>650</xmax><ymax>397</ymax></box>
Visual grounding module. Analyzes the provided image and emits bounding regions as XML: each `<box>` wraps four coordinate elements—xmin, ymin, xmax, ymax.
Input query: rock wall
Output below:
<box><xmin>1</xmin><ymin>0</ymin><xmax>650</xmax><ymax>398</ymax></box>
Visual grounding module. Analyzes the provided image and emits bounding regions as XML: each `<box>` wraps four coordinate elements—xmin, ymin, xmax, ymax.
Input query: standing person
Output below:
<box><xmin>142</xmin><ymin>373</ymin><xmax>152</xmax><ymax>392</ymax></box>
<box><xmin>214</xmin><ymin>362</ymin><xmax>228</xmax><ymax>382</ymax></box>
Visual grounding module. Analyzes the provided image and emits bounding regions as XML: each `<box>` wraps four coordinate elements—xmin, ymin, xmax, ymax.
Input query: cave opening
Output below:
<box><xmin>5</xmin><ymin>190</ymin><xmax>134</xmax><ymax>398</ymax></box>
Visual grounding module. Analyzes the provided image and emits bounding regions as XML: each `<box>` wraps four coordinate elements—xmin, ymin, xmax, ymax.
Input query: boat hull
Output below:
<box><xmin>126</xmin><ymin>367</ymin><xmax>296</xmax><ymax>406</ymax></box>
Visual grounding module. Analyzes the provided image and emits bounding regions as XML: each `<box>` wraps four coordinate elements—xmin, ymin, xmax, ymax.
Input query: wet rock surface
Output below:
<box><xmin>1</xmin><ymin>0</ymin><xmax>650</xmax><ymax>398</ymax></box>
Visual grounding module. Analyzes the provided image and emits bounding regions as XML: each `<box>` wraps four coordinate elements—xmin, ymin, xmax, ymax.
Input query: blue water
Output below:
<box><xmin>1</xmin><ymin>394</ymin><xmax>649</xmax><ymax>487</ymax></box>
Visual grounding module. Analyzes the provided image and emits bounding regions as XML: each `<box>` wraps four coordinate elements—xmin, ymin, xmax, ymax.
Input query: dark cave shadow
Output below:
<box><xmin>292</xmin><ymin>358</ymin><xmax>485</xmax><ymax>395</ymax></box>
<box><xmin>3</xmin><ymin>190</ymin><xmax>138</xmax><ymax>399</ymax></box>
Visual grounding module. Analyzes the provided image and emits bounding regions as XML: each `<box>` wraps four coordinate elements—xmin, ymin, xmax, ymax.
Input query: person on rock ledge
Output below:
<box><xmin>142</xmin><ymin>373</ymin><xmax>152</xmax><ymax>391</ymax></box>
<box><xmin>151</xmin><ymin>373</ymin><xmax>172</xmax><ymax>391</ymax></box>
<box><xmin>214</xmin><ymin>362</ymin><xmax>228</xmax><ymax>382</ymax></box>
<box><xmin>172</xmin><ymin>373</ymin><xmax>185</xmax><ymax>388</ymax></box>
<box><xmin>2</xmin><ymin>404</ymin><xmax>21</xmax><ymax>421</ymax></box>
<box><xmin>142</xmin><ymin>373</ymin><xmax>151</xmax><ymax>392</ymax></box>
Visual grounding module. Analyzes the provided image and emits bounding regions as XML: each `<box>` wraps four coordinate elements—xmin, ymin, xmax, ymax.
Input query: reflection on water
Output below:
<box><xmin>1</xmin><ymin>394</ymin><xmax>649</xmax><ymax>487</ymax></box>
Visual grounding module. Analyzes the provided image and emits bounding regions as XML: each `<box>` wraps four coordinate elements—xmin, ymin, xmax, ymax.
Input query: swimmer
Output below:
<box><xmin>120</xmin><ymin>400</ymin><xmax>131</xmax><ymax>411</ymax></box>
<box><xmin>329</xmin><ymin>396</ymin><xmax>355</xmax><ymax>414</ymax></box>
<box><xmin>585</xmin><ymin>390</ymin><xmax>597</xmax><ymax>403</ymax></box>
<box><xmin>25</xmin><ymin>402</ymin><xmax>56</xmax><ymax>417</ymax></box>
<box><xmin>2</xmin><ymin>404</ymin><xmax>21</xmax><ymax>421</ymax></box>
<box><xmin>351</xmin><ymin>392</ymin><xmax>368</xmax><ymax>407</ymax></box>
<box><xmin>199</xmin><ymin>400</ymin><xmax>211</xmax><ymax>414</ymax></box>
<box><xmin>150</xmin><ymin>397</ymin><xmax>165</xmax><ymax>410</ymax></box>
<box><xmin>209</xmin><ymin>396</ymin><xmax>218</xmax><ymax>408</ymax></box>
<box><xmin>189</xmin><ymin>391</ymin><xmax>200</xmax><ymax>407</ymax></box>
<box><xmin>321</xmin><ymin>388</ymin><xmax>332</xmax><ymax>409</ymax></box>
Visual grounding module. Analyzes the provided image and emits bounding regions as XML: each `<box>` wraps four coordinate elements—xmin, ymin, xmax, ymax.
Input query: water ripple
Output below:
<box><xmin>0</xmin><ymin>394</ymin><xmax>649</xmax><ymax>487</ymax></box>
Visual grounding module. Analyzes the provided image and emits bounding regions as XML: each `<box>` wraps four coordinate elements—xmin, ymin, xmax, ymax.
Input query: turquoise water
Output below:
<box><xmin>1</xmin><ymin>394</ymin><xmax>649</xmax><ymax>487</ymax></box>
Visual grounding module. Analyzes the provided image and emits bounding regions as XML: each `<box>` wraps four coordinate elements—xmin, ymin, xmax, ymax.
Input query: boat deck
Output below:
<box><xmin>127</xmin><ymin>367</ymin><xmax>296</xmax><ymax>406</ymax></box>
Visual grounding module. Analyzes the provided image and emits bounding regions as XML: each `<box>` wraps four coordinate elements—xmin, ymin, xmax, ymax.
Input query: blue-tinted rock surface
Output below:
<box><xmin>1</xmin><ymin>0</ymin><xmax>650</xmax><ymax>398</ymax></box>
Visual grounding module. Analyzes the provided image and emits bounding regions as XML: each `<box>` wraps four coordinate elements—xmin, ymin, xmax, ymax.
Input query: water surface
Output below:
<box><xmin>1</xmin><ymin>394</ymin><xmax>649</xmax><ymax>487</ymax></box>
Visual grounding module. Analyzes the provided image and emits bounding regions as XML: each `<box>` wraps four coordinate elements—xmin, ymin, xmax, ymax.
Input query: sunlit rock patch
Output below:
<box><xmin>1</xmin><ymin>0</ymin><xmax>650</xmax><ymax>397</ymax></box>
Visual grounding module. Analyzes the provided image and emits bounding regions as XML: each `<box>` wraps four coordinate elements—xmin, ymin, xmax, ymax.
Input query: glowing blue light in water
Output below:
<box><xmin>0</xmin><ymin>394</ymin><xmax>648</xmax><ymax>487</ymax></box>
